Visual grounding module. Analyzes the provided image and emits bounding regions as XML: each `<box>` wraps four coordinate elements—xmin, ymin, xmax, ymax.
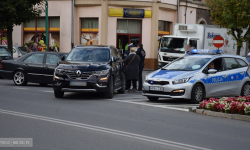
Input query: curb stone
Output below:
<box><xmin>195</xmin><ymin>109</ymin><xmax>250</xmax><ymax>122</ymax></box>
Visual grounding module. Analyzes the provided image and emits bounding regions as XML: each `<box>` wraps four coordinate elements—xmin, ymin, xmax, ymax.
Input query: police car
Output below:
<box><xmin>143</xmin><ymin>49</ymin><xmax>250</xmax><ymax>104</ymax></box>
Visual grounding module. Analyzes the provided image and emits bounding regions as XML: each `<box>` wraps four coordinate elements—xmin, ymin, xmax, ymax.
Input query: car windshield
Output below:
<box><xmin>18</xmin><ymin>47</ymin><xmax>31</xmax><ymax>54</ymax></box>
<box><xmin>162</xmin><ymin>57</ymin><xmax>211</xmax><ymax>71</ymax></box>
<box><xmin>66</xmin><ymin>48</ymin><xmax>110</xmax><ymax>62</ymax></box>
<box><xmin>0</xmin><ymin>47</ymin><xmax>12</xmax><ymax>56</ymax></box>
<box><xmin>160</xmin><ymin>37</ymin><xmax>187</xmax><ymax>53</ymax></box>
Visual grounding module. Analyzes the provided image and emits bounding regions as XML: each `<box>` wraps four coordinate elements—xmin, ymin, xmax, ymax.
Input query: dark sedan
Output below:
<box><xmin>0</xmin><ymin>52</ymin><xmax>67</xmax><ymax>86</ymax></box>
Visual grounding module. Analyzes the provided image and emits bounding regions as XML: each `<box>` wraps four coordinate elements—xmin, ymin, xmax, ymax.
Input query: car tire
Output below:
<box><xmin>118</xmin><ymin>73</ymin><xmax>125</xmax><ymax>94</ymax></box>
<box><xmin>13</xmin><ymin>70</ymin><xmax>27</xmax><ymax>86</ymax></box>
<box><xmin>105</xmin><ymin>76</ymin><xmax>114</xmax><ymax>99</ymax></box>
<box><xmin>147</xmin><ymin>97</ymin><xmax>159</xmax><ymax>101</ymax></box>
<box><xmin>39</xmin><ymin>83</ymin><xmax>48</xmax><ymax>86</ymax></box>
<box><xmin>190</xmin><ymin>83</ymin><xmax>205</xmax><ymax>104</ymax></box>
<box><xmin>240</xmin><ymin>82</ymin><xmax>250</xmax><ymax>96</ymax></box>
<box><xmin>54</xmin><ymin>90</ymin><xmax>64</xmax><ymax>98</ymax></box>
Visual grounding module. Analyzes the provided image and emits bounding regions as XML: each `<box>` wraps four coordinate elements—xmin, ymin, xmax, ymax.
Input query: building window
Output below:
<box><xmin>23</xmin><ymin>17</ymin><xmax>60</xmax><ymax>51</ymax></box>
<box><xmin>81</xmin><ymin>18</ymin><xmax>99</xmax><ymax>45</ymax></box>
<box><xmin>117</xmin><ymin>19</ymin><xmax>142</xmax><ymax>34</ymax></box>
<box><xmin>158</xmin><ymin>21</ymin><xmax>170</xmax><ymax>35</ymax></box>
<box><xmin>0</xmin><ymin>30</ymin><xmax>7</xmax><ymax>45</ymax></box>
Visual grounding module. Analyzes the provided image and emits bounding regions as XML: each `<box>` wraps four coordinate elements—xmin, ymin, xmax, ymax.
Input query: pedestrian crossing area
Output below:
<box><xmin>111</xmin><ymin>93</ymin><xmax>199</xmax><ymax>112</ymax></box>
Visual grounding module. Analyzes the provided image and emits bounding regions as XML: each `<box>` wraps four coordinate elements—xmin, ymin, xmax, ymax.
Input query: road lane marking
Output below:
<box><xmin>14</xmin><ymin>87</ymin><xmax>29</xmax><ymax>90</ymax></box>
<box><xmin>38</xmin><ymin>90</ymin><xmax>53</xmax><ymax>93</ymax></box>
<box><xmin>0</xmin><ymin>109</ymin><xmax>210</xmax><ymax>150</ymax></box>
<box><xmin>108</xmin><ymin>100</ymin><xmax>190</xmax><ymax>112</ymax></box>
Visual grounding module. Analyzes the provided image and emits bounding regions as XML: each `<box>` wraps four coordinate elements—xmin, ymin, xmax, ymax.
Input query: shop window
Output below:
<box><xmin>117</xmin><ymin>19</ymin><xmax>141</xmax><ymax>34</ymax></box>
<box><xmin>158</xmin><ymin>21</ymin><xmax>170</xmax><ymax>35</ymax></box>
<box><xmin>81</xmin><ymin>18</ymin><xmax>99</xmax><ymax>45</ymax></box>
<box><xmin>23</xmin><ymin>17</ymin><xmax>60</xmax><ymax>52</ymax></box>
<box><xmin>81</xmin><ymin>18</ymin><xmax>98</xmax><ymax>29</ymax></box>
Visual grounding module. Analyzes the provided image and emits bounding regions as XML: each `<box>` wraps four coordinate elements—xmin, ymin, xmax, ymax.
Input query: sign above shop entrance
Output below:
<box><xmin>123</xmin><ymin>9</ymin><xmax>144</xmax><ymax>18</ymax></box>
<box><xmin>109</xmin><ymin>8</ymin><xmax>151</xmax><ymax>18</ymax></box>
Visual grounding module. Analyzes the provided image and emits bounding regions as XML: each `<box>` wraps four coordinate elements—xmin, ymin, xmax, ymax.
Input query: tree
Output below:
<box><xmin>206</xmin><ymin>0</ymin><xmax>250</xmax><ymax>55</ymax></box>
<box><xmin>0</xmin><ymin>0</ymin><xmax>45</xmax><ymax>56</ymax></box>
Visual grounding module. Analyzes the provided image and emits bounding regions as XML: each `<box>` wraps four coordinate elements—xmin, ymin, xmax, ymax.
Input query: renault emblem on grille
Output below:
<box><xmin>76</xmin><ymin>70</ymin><xmax>82</xmax><ymax>77</ymax></box>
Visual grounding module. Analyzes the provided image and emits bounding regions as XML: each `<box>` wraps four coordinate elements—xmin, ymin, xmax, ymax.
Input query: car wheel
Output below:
<box><xmin>54</xmin><ymin>90</ymin><xmax>64</xmax><ymax>98</ymax></box>
<box><xmin>147</xmin><ymin>97</ymin><xmax>159</xmax><ymax>101</ymax></box>
<box><xmin>190</xmin><ymin>83</ymin><xmax>204</xmax><ymax>104</ymax></box>
<box><xmin>13</xmin><ymin>70</ymin><xmax>27</xmax><ymax>86</ymax></box>
<box><xmin>241</xmin><ymin>82</ymin><xmax>250</xmax><ymax>96</ymax></box>
<box><xmin>118</xmin><ymin>73</ymin><xmax>125</xmax><ymax>94</ymax></box>
<box><xmin>105</xmin><ymin>76</ymin><xmax>114</xmax><ymax>99</ymax></box>
<box><xmin>39</xmin><ymin>83</ymin><xmax>48</xmax><ymax>86</ymax></box>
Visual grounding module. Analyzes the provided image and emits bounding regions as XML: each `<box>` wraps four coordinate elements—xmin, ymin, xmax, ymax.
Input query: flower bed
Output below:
<box><xmin>199</xmin><ymin>96</ymin><xmax>250</xmax><ymax>115</ymax></box>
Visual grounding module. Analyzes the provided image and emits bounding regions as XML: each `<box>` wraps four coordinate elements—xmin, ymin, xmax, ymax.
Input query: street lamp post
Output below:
<box><xmin>45</xmin><ymin>0</ymin><xmax>48</xmax><ymax>51</ymax></box>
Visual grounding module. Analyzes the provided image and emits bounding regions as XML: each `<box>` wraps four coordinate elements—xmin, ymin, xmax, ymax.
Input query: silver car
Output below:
<box><xmin>143</xmin><ymin>50</ymin><xmax>250</xmax><ymax>103</ymax></box>
<box><xmin>0</xmin><ymin>45</ymin><xmax>30</xmax><ymax>59</ymax></box>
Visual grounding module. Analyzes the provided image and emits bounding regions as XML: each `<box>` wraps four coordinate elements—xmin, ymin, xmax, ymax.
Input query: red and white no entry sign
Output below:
<box><xmin>212</xmin><ymin>36</ymin><xmax>224</xmax><ymax>48</ymax></box>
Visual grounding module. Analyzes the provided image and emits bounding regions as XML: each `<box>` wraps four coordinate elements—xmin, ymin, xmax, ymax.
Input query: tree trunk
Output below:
<box><xmin>7</xmin><ymin>26</ymin><xmax>13</xmax><ymax>57</ymax></box>
<box><xmin>236</xmin><ymin>45</ymin><xmax>241</xmax><ymax>55</ymax></box>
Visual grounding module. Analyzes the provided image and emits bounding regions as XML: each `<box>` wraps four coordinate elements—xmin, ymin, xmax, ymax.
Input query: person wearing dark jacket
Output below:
<box><xmin>123</xmin><ymin>48</ymin><xmax>140</xmax><ymax>92</ymax></box>
<box><xmin>136</xmin><ymin>43</ymin><xmax>146</xmax><ymax>91</ymax></box>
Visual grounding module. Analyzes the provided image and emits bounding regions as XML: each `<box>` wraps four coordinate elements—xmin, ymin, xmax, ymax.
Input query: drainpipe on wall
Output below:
<box><xmin>177</xmin><ymin>0</ymin><xmax>179</xmax><ymax>23</ymax></box>
<box><xmin>185</xmin><ymin>0</ymin><xmax>187</xmax><ymax>24</ymax></box>
<box><xmin>71</xmin><ymin>0</ymin><xmax>75</xmax><ymax>48</ymax></box>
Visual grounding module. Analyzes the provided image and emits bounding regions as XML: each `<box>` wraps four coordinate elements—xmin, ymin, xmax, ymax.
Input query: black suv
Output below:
<box><xmin>53</xmin><ymin>45</ymin><xmax>125</xmax><ymax>99</ymax></box>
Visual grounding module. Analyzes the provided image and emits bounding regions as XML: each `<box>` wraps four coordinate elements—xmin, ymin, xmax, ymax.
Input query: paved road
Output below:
<box><xmin>0</xmin><ymin>79</ymin><xmax>249</xmax><ymax>150</ymax></box>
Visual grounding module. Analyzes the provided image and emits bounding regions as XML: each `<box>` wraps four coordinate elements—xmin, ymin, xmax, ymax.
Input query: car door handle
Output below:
<box><xmin>23</xmin><ymin>64</ymin><xmax>28</xmax><ymax>66</ymax></box>
<box><xmin>44</xmin><ymin>66</ymin><xmax>48</xmax><ymax>69</ymax></box>
<box><xmin>223</xmin><ymin>75</ymin><xmax>227</xmax><ymax>78</ymax></box>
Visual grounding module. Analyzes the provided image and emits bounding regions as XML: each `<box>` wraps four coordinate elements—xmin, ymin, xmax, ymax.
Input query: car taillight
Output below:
<box><xmin>18</xmin><ymin>56</ymin><xmax>21</xmax><ymax>58</ymax></box>
<box><xmin>0</xmin><ymin>64</ymin><xmax>3</xmax><ymax>69</ymax></box>
<box><xmin>0</xmin><ymin>60</ymin><xmax>2</xmax><ymax>63</ymax></box>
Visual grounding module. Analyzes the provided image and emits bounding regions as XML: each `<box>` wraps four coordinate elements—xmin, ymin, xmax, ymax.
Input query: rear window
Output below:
<box><xmin>224</xmin><ymin>58</ymin><xmax>239</xmax><ymax>70</ymax></box>
<box><xmin>0</xmin><ymin>47</ymin><xmax>11</xmax><ymax>56</ymax></box>
<box><xmin>236</xmin><ymin>58</ymin><xmax>248</xmax><ymax>67</ymax></box>
<box><xmin>18</xmin><ymin>47</ymin><xmax>31</xmax><ymax>54</ymax></box>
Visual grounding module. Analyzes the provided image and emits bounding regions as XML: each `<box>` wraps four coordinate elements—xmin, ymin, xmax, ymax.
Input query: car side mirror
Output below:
<box><xmin>208</xmin><ymin>69</ymin><xmax>217</xmax><ymax>74</ymax></box>
<box><xmin>61</xmin><ymin>55</ymin><xmax>66</xmax><ymax>61</ymax></box>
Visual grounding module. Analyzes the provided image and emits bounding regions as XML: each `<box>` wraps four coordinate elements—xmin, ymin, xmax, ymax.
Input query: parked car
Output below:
<box><xmin>0</xmin><ymin>45</ymin><xmax>31</xmax><ymax>59</ymax></box>
<box><xmin>0</xmin><ymin>47</ymin><xmax>13</xmax><ymax>78</ymax></box>
<box><xmin>53</xmin><ymin>45</ymin><xmax>125</xmax><ymax>99</ymax></box>
<box><xmin>143</xmin><ymin>49</ymin><xmax>250</xmax><ymax>103</ymax></box>
<box><xmin>0</xmin><ymin>51</ymin><xmax>66</xmax><ymax>85</ymax></box>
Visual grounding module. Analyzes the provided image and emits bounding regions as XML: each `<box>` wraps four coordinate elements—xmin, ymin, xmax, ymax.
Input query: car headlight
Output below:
<box><xmin>55</xmin><ymin>68</ymin><xmax>65</xmax><ymax>76</ymax></box>
<box><xmin>172</xmin><ymin>76</ymin><xmax>193</xmax><ymax>84</ymax></box>
<box><xmin>95</xmin><ymin>70</ymin><xmax>109</xmax><ymax>75</ymax></box>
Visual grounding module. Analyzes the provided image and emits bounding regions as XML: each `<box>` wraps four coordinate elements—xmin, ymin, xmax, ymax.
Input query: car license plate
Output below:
<box><xmin>70</xmin><ymin>81</ymin><xmax>87</xmax><ymax>86</ymax></box>
<box><xmin>149</xmin><ymin>87</ymin><xmax>163</xmax><ymax>91</ymax></box>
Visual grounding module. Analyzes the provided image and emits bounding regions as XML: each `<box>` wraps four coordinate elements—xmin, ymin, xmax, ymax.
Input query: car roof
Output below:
<box><xmin>75</xmin><ymin>45</ymin><xmax>110</xmax><ymax>48</ymax></box>
<box><xmin>185</xmin><ymin>54</ymin><xmax>246</xmax><ymax>59</ymax></box>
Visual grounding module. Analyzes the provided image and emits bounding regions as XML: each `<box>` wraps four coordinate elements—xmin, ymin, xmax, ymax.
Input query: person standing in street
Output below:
<box><xmin>136</xmin><ymin>43</ymin><xmax>146</xmax><ymax>91</ymax></box>
<box><xmin>123</xmin><ymin>48</ymin><xmax>140</xmax><ymax>92</ymax></box>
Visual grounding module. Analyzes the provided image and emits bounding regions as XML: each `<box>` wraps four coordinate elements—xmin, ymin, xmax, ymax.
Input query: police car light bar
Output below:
<box><xmin>191</xmin><ymin>49</ymin><xmax>222</xmax><ymax>54</ymax></box>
